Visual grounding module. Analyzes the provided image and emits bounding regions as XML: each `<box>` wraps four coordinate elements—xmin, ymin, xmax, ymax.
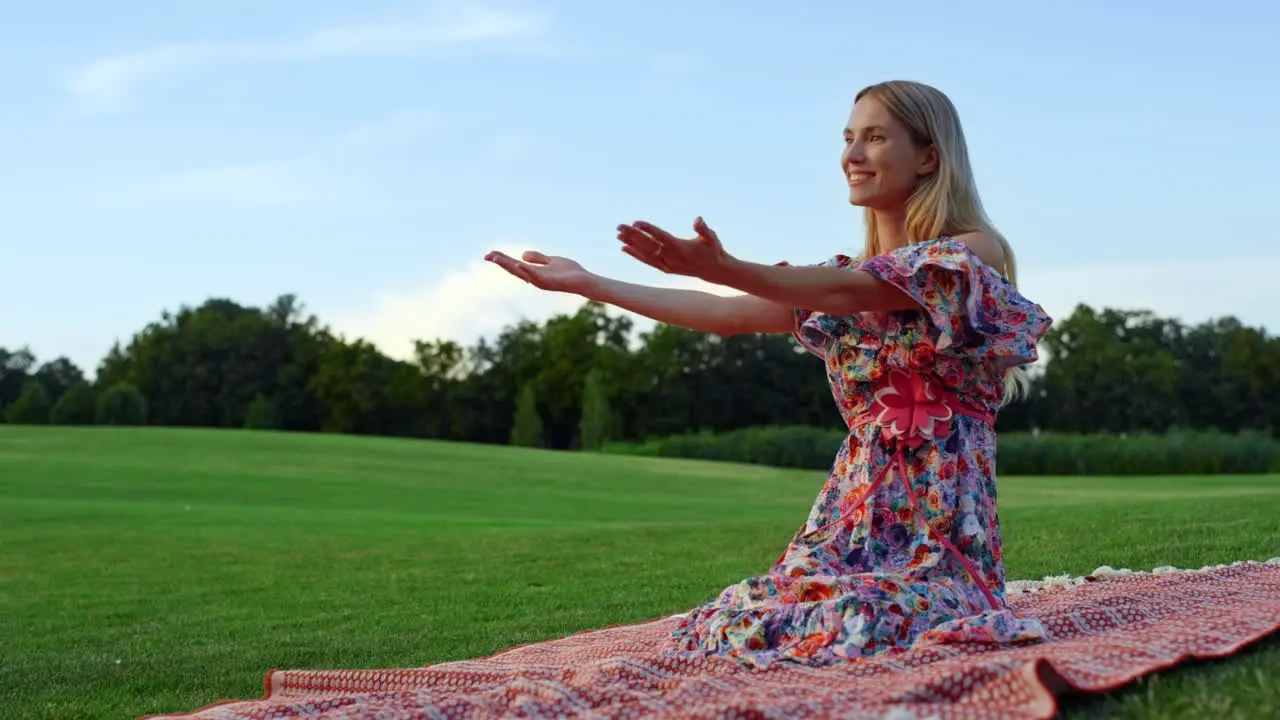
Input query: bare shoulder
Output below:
<box><xmin>950</xmin><ymin>230</ymin><xmax>1007</xmax><ymax>272</ymax></box>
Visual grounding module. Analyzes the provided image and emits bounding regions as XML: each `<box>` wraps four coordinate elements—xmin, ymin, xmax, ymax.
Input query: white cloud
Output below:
<box><xmin>66</xmin><ymin>44</ymin><xmax>225</xmax><ymax>108</ymax></box>
<box><xmin>331</xmin><ymin>252</ymin><xmax>1278</xmax><ymax>362</ymax></box>
<box><xmin>327</xmin><ymin>245</ymin><xmax>742</xmax><ymax>361</ymax></box>
<box><xmin>300</xmin><ymin>3</ymin><xmax>546</xmax><ymax>54</ymax></box>
<box><xmin>65</xmin><ymin>2</ymin><xmax>552</xmax><ymax>108</ymax></box>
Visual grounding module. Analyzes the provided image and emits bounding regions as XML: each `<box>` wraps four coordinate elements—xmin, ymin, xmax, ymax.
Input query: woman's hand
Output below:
<box><xmin>616</xmin><ymin>216</ymin><xmax>737</xmax><ymax>283</ymax></box>
<box><xmin>484</xmin><ymin>250</ymin><xmax>596</xmax><ymax>295</ymax></box>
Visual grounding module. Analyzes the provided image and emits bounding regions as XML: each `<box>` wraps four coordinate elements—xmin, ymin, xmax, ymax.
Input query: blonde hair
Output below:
<box><xmin>854</xmin><ymin>80</ymin><xmax>1028</xmax><ymax>405</ymax></box>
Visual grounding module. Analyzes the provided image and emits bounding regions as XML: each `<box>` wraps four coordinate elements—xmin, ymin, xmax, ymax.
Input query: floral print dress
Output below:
<box><xmin>661</xmin><ymin>237</ymin><xmax>1053</xmax><ymax>669</ymax></box>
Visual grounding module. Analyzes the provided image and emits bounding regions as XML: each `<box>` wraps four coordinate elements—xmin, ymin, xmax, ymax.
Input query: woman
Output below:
<box><xmin>485</xmin><ymin>80</ymin><xmax>1051</xmax><ymax>669</ymax></box>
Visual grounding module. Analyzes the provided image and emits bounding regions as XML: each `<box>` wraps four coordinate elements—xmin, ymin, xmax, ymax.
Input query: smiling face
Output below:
<box><xmin>841</xmin><ymin>96</ymin><xmax>938</xmax><ymax>211</ymax></box>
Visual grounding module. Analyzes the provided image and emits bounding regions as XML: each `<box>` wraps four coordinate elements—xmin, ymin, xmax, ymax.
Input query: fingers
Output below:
<box><xmin>693</xmin><ymin>216</ymin><xmax>725</xmax><ymax>254</ymax></box>
<box><xmin>621</xmin><ymin>220</ymin><xmax>686</xmax><ymax>259</ymax></box>
<box><xmin>616</xmin><ymin>224</ymin><xmax>663</xmax><ymax>256</ymax></box>
<box><xmin>621</xmin><ymin>245</ymin><xmax>671</xmax><ymax>274</ymax></box>
<box><xmin>487</xmin><ymin>250</ymin><xmax>552</xmax><ymax>269</ymax></box>
<box><xmin>485</xmin><ymin>250</ymin><xmax>540</xmax><ymax>286</ymax></box>
<box><xmin>631</xmin><ymin>220</ymin><xmax>678</xmax><ymax>243</ymax></box>
<box><xmin>485</xmin><ymin>250</ymin><xmax>520</xmax><ymax>270</ymax></box>
<box><xmin>693</xmin><ymin>216</ymin><xmax>719</xmax><ymax>244</ymax></box>
<box><xmin>620</xmin><ymin>218</ymin><xmax>718</xmax><ymax>258</ymax></box>
<box><xmin>616</xmin><ymin>226</ymin><xmax>674</xmax><ymax>274</ymax></box>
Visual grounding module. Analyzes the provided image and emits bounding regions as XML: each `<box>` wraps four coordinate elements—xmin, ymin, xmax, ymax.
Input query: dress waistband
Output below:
<box><xmin>848</xmin><ymin>369</ymin><xmax>994</xmax><ymax>445</ymax></box>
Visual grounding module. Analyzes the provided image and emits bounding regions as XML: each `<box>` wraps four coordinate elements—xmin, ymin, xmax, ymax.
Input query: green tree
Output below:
<box><xmin>96</xmin><ymin>382</ymin><xmax>148</xmax><ymax>426</ymax></box>
<box><xmin>578</xmin><ymin>367</ymin><xmax>611</xmax><ymax>451</ymax></box>
<box><xmin>5</xmin><ymin>380</ymin><xmax>51</xmax><ymax>424</ymax></box>
<box><xmin>415</xmin><ymin>339</ymin><xmax>465</xmax><ymax>440</ymax></box>
<box><xmin>50</xmin><ymin>381</ymin><xmax>97</xmax><ymax>425</ymax></box>
<box><xmin>532</xmin><ymin>303</ymin><xmax>633</xmax><ymax>449</ymax></box>
<box><xmin>33</xmin><ymin>357</ymin><xmax>85</xmax><ymax>404</ymax></box>
<box><xmin>310</xmin><ymin>337</ymin><xmax>426</xmax><ymax>437</ymax></box>
<box><xmin>0</xmin><ymin>346</ymin><xmax>37</xmax><ymax>411</ymax></box>
<box><xmin>480</xmin><ymin>320</ymin><xmax>546</xmax><ymax>444</ymax></box>
<box><xmin>11</xmin><ymin>291</ymin><xmax>1280</xmax><ymax>446</ymax></box>
<box><xmin>1039</xmin><ymin>306</ymin><xmax>1186</xmax><ymax>433</ymax></box>
<box><xmin>510</xmin><ymin>381</ymin><xmax>544</xmax><ymax>448</ymax></box>
<box><xmin>97</xmin><ymin>296</ymin><xmax>325</xmax><ymax>431</ymax></box>
<box><xmin>244</xmin><ymin>394</ymin><xmax>281</xmax><ymax>430</ymax></box>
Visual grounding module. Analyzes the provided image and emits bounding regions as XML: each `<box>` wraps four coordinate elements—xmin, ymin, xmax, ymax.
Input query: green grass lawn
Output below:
<box><xmin>2</xmin><ymin>427</ymin><xmax>1278</xmax><ymax>719</ymax></box>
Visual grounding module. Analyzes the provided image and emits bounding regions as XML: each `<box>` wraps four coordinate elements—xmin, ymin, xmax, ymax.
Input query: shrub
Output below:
<box><xmin>510</xmin><ymin>382</ymin><xmax>544</xmax><ymax>448</ymax></box>
<box><xmin>996</xmin><ymin>429</ymin><xmax>1280</xmax><ymax>476</ymax></box>
<box><xmin>578</xmin><ymin>369</ymin><xmax>611</xmax><ymax>452</ymax></box>
<box><xmin>50</xmin><ymin>381</ymin><xmax>96</xmax><ymax>425</ymax></box>
<box><xmin>5</xmin><ymin>381</ymin><xmax>52</xmax><ymax>425</ymax></box>
<box><xmin>604</xmin><ymin>425</ymin><xmax>1280</xmax><ymax>476</ymax></box>
<box><xmin>96</xmin><ymin>382</ymin><xmax>148</xmax><ymax>426</ymax></box>
<box><xmin>244</xmin><ymin>394</ymin><xmax>281</xmax><ymax>430</ymax></box>
<box><xmin>605</xmin><ymin>425</ymin><xmax>845</xmax><ymax>470</ymax></box>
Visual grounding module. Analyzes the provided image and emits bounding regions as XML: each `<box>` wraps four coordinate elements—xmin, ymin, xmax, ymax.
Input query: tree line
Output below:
<box><xmin>2</xmin><ymin>293</ymin><xmax>1276</xmax><ymax>446</ymax></box>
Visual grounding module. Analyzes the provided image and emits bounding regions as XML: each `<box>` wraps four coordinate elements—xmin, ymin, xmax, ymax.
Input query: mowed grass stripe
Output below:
<box><xmin>1</xmin><ymin>427</ymin><xmax>1277</xmax><ymax>719</ymax></box>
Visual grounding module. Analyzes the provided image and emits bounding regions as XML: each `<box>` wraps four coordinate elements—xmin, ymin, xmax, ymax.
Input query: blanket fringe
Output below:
<box><xmin>1006</xmin><ymin>556</ymin><xmax>1280</xmax><ymax>595</ymax></box>
<box><xmin>667</xmin><ymin>557</ymin><xmax>1280</xmax><ymax>617</ymax></box>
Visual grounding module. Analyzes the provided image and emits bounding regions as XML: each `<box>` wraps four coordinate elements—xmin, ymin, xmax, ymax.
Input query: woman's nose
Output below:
<box><xmin>842</xmin><ymin>140</ymin><xmax>865</xmax><ymax>165</ymax></box>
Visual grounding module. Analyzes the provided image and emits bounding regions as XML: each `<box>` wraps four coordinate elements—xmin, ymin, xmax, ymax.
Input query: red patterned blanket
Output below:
<box><xmin>145</xmin><ymin>560</ymin><xmax>1280</xmax><ymax>719</ymax></box>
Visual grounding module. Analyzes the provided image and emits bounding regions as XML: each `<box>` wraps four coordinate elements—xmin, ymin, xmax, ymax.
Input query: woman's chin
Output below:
<box><xmin>847</xmin><ymin>188</ymin><xmax>897</xmax><ymax>210</ymax></box>
<box><xmin>847</xmin><ymin>190</ymin><xmax>873</xmax><ymax>208</ymax></box>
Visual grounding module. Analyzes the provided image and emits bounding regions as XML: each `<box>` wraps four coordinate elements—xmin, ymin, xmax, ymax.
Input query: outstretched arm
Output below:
<box><xmin>720</xmin><ymin>231</ymin><xmax>1009</xmax><ymax>315</ymax></box>
<box><xmin>588</xmin><ymin>276</ymin><xmax>795</xmax><ymax>336</ymax></box>
<box><xmin>485</xmin><ymin>250</ymin><xmax>795</xmax><ymax>337</ymax></box>
<box><xmin>618</xmin><ymin>219</ymin><xmax>1007</xmax><ymax>317</ymax></box>
<box><xmin>718</xmin><ymin>261</ymin><xmax>921</xmax><ymax>316</ymax></box>
<box><xmin>617</xmin><ymin>218</ymin><xmax>915</xmax><ymax>316</ymax></box>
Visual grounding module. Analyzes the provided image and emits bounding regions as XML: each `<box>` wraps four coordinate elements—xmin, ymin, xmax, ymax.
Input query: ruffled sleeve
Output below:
<box><xmin>792</xmin><ymin>254</ymin><xmax>856</xmax><ymax>359</ymax></box>
<box><xmin>858</xmin><ymin>237</ymin><xmax>1052</xmax><ymax>370</ymax></box>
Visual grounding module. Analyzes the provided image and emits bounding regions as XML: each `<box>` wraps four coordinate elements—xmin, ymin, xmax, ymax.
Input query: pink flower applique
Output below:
<box><xmin>868</xmin><ymin>370</ymin><xmax>955</xmax><ymax>448</ymax></box>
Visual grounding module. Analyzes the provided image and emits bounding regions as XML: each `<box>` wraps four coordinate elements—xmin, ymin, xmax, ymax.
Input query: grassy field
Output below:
<box><xmin>2</xmin><ymin>427</ymin><xmax>1278</xmax><ymax>719</ymax></box>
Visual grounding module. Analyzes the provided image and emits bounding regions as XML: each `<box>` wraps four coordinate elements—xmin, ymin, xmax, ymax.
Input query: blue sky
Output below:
<box><xmin>4</xmin><ymin>0</ymin><xmax>1278</xmax><ymax>372</ymax></box>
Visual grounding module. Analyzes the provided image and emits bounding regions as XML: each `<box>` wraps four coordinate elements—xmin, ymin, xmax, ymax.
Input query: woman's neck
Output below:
<box><xmin>871</xmin><ymin>207</ymin><xmax>910</xmax><ymax>253</ymax></box>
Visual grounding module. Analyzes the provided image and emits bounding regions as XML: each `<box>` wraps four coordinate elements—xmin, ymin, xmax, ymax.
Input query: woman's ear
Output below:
<box><xmin>917</xmin><ymin>144</ymin><xmax>939</xmax><ymax>176</ymax></box>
